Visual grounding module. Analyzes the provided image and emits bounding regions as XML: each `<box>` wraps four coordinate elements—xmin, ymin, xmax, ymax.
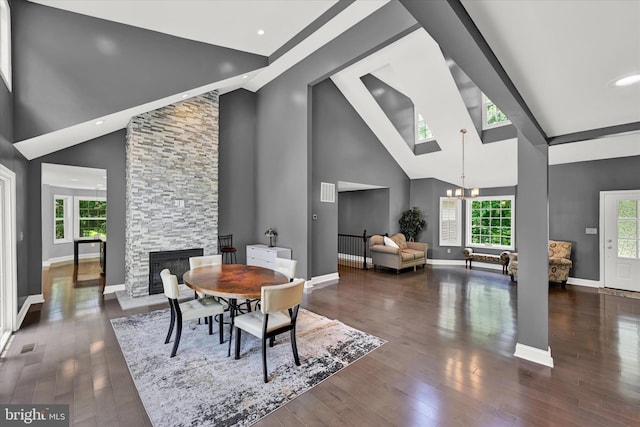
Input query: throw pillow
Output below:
<box><xmin>383</xmin><ymin>236</ymin><xmax>399</xmax><ymax>248</ymax></box>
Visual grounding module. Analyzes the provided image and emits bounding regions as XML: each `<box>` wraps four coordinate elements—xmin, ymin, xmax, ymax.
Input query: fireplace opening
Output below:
<box><xmin>148</xmin><ymin>248</ymin><xmax>203</xmax><ymax>295</ymax></box>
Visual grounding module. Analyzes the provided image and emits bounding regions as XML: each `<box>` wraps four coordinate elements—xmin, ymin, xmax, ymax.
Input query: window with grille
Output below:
<box><xmin>466</xmin><ymin>196</ymin><xmax>515</xmax><ymax>250</ymax></box>
<box><xmin>53</xmin><ymin>195</ymin><xmax>72</xmax><ymax>243</ymax></box>
<box><xmin>482</xmin><ymin>94</ymin><xmax>510</xmax><ymax>129</ymax></box>
<box><xmin>74</xmin><ymin>197</ymin><xmax>107</xmax><ymax>238</ymax></box>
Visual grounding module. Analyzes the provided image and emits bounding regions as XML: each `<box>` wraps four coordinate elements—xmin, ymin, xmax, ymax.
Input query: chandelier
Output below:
<box><xmin>446</xmin><ymin>129</ymin><xmax>479</xmax><ymax>200</ymax></box>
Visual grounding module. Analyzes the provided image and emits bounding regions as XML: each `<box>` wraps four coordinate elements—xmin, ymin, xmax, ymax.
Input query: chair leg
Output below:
<box><xmin>290</xmin><ymin>327</ymin><xmax>301</xmax><ymax>366</ymax></box>
<box><xmin>208</xmin><ymin>316</ymin><xmax>213</xmax><ymax>335</ymax></box>
<box><xmin>165</xmin><ymin>302</ymin><xmax>175</xmax><ymax>344</ymax></box>
<box><xmin>170</xmin><ymin>311</ymin><xmax>183</xmax><ymax>358</ymax></box>
<box><xmin>218</xmin><ymin>313</ymin><xmax>224</xmax><ymax>344</ymax></box>
<box><xmin>262</xmin><ymin>337</ymin><xmax>268</xmax><ymax>383</ymax></box>
<box><xmin>269</xmin><ymin>336</ymin><xmax>275</xmax><ymax>347</ymax></box>
<box><xmin>234</xmin><ymin>327</ymin><xmax>241</xmax><ymax>360</ymax></box>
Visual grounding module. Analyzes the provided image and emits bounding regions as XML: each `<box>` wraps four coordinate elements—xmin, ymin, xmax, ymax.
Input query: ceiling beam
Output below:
<box><xmin>399</xmin><ymin>0</ymin><xmax>547</xmax><ymax>146</ymax></box>
<box><xmin>548</xmin><ymin>121</ymin><xmax>640</xmax><ymax>146</ymax></box>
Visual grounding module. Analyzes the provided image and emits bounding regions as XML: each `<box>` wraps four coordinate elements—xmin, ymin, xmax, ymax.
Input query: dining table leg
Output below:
<box><xmin>227</xmin><ymin>297</ymin><xmax>237</xmax><ymax>357</ymax></box>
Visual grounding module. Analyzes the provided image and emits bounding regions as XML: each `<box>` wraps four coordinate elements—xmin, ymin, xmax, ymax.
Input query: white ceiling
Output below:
<box><xmin>42</xmin><ymin>163</ymin><xmax>107</xmax><ymax>190</ymax></box>
<box><xmin>21</xmin><ymin>1</ymin><xmax>640</xmax><ymax>186</ymax></box>
<box><xmin>29</xmin><ymin>0</ymin><xmax>338</xmax><ymax>56</ymax></box>
<box><xmin>462</xmin><ymin>0</ymin><xmax>640</xmax><ymax>137</ymax></box>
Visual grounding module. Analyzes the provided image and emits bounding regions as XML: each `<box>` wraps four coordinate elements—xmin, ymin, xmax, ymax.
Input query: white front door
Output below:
<box><xmin>603</xmin><ymin>191</ymin><xmax>640</xmax><ymax>292</ymax></box>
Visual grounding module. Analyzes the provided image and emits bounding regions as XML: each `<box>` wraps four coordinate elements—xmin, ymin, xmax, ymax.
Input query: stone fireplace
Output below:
<box><xmin>148</xmin><ymin>248</ymin><xmax>203</xmax><ymax>295</ymax></box>
<box><xmin>125</xmin><ymin>91</ymin><xmax>219</xmax><ymax>297</ymax></box>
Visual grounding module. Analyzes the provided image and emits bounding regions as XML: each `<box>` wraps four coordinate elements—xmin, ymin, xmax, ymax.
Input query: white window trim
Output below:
<box><xmin>0</xmin><ymin>0</ymin><xmax>11</xmax><ymax>91</ymax></box>
<box><xmin>465</xmin><ymin>195</ymin><xmax>515</xmax><ymax>251</ymax></box>
<box><xmin>416</xmin><ymin>112</ymin><xmax>436</xmax><ymax>143</ymax></box>
<box><xmin>74</xmin><ymin>196</ymin><xmax>107</xmax><ymax>239</ymax></box>
<box><xmin>482</xmin><ymin>94</ymin><xmax>511</xmax><ymax>130</ymax></box>
<box><xmin>439</xmin><ymin>197</ymin><xmax>461</xmax><ymax>247</ymax></box>
<box><xmin>53</xmin><ymin>195</ymin><xmax>72</xmax><ymax>244</ymax></box>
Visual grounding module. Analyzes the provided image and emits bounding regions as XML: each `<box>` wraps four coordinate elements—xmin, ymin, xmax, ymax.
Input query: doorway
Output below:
<box><xmin>0</xmin><ymin>163</ymin><xmax>17</xmax><ymax>353</ymax></box>
<box><xmin>601</xmin><ymin>190</ymin><xmax>640</xmax><ymax>292</ymax></box>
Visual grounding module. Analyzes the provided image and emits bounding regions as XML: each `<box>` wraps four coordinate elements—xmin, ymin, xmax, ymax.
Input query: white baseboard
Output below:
<box><xmin>566</xmin><ymin>277</ymin><xmax>601</xmax><ymax>288</ymax></box>
<box><xmin>16</xmin><ymin>294</ymin><xmax>45</xmax><ymax>330</ymax></box>
<box><xmin>43</xmin><ymin>254</ymin><xmax>100</xmax><ymax>268</ymax></box>
<box><xmin>103</xmin><ymin>284</ymin><xmax>125</xmax><ymax>295</ymax></box>
<box><xmin>514</xmin><ymin>343</ymin><xmax>554</xmax><ymax>368</ymax></box>
<box><xmin>307</xmin><ymin>272</ymin><xmax>340</xmax><ymax>288</ymax></box>
<box><xmin>427</xmin><ymin>259</ymin><xmax>465</xmax><ymax>266</ymax></box>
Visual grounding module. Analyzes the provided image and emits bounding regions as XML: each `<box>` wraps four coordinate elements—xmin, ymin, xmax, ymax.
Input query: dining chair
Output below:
<box><xmin>218</xmin><ymin>234</ymin><xmax>237</xmax><ymax>264</ymax></box>
<box><xmin>161</xmin><ymin>269</ymin><xmax>225</xmax><ymax>357</ymax></box>
<box><xmin>233</xmin><ymin>278</ymin><xmax>305</xmax><ymax>382</ymax></box>
<box><xmin>189</xmin><ymin>254</ymin><xmax>225</xmax><ymax>324</ymax></box>
<box><xmin>274</xmin><ymin>257</ymin><xmax>297</xmax><ymax>282</ymax></box>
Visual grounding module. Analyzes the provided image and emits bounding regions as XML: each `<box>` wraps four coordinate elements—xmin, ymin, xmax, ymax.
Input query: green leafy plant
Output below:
<box><xmin>399</xmin><ymin>207</ymin><xmax>426</xmax><ymax>241</ymax></box>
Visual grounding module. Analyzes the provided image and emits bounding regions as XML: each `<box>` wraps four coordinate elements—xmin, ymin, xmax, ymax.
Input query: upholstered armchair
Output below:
<box><xmin>369</xmin><ymin>233</ymin><xmax>427</xmax><ymax>273</ymax></box>
<box><xmin>508</xmin><ymin>240</ymin><xmax>573</xmax><ymax>287</ymax></box>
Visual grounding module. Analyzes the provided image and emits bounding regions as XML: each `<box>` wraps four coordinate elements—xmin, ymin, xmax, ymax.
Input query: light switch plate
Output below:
<box><xmin>585</xmin><ymin>227</ymin><xmax>598</xmax><ymax>235</ymax></box>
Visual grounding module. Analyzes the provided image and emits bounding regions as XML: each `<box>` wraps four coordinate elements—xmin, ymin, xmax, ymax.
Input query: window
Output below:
<box><xmin>482</xmin><ymin>95</ymin><xmax>509</xmax><ymax>128</ymax></box>
<box><xmin>416</xmin><ymin>113</ymin><xmax>434</xmax><ymax>142</ymax></box>
<box><xmin>617</xmin><ymin>200</ymin><xmax>639</xmax><ymax>259</ymax></box>
<box><xmin>53</xmin><ymin>195</ymin><xmax>72</xmax><ymax>244</ymax></box>
<box><xmin>439</xmin><ymin>197</ymin><xmax>461</xmax><ymax>246</ymax></box>
<box><xmin>0</xmin><ymin>0</ymin><xmax>11</xmax><ymax>91</ymax></box>
<box><xmin>466</xmin><ymin>196</ymin><xmax>515</xmax><ymax>250</ymax></box>
<box><xmin>74</xmin><ymin>197</ymin><xmax>107</xmax><ymax>238</ymax></box>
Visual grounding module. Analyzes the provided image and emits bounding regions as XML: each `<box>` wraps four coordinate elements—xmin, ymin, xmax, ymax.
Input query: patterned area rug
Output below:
<box><xmin>111</xmin><ymin>308</ymin><xmax>385</xmax><ymax>427</ymax></box>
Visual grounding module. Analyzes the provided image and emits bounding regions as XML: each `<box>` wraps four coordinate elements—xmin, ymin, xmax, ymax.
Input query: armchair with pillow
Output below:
<box><xmin>369</xmin><ymin>233</ymin><xmax>428</xmax><ymax>273</ymax></box>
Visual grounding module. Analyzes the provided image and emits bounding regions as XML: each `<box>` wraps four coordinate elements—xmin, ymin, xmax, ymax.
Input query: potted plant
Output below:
<box><xmin>399</xmin><ymin>207</ymin><xmax>426</xmax><ymax>241</ymax></box>
<box><xmin>264</xmin><ymin>228</ymin><xmax>278</xmax><ymax>247</ymax></box>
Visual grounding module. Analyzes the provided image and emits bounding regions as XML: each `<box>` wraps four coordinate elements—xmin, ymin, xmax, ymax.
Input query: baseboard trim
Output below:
<box><xmin>43</xmin><ymin>254</ymin><xmax>100</xmax><ymax>268</ymax></box>
<box><xmin>307</xmin><ymin>272</ymin><xmax>340</xmax><ymax>288</ymax></box>
<box><xmin>566</xmin><ymin>277</ymin><xmax>601</xmax><ymax>288</ymax></box>
<box><xmin>514</xmin><ymin>343</ymin><xmax>554</xmax><ymax>368</ymax></box>
<box><xmin>103</xmin><ymin>284</ymin><xmax>125</xmax><ymax>295</ymax></box>
<box><xmin>16</xmin><ymin>294</ymin><xmax>45</xmax><ymax>330</ymax></box>
<box><xmin>427</xmin><ymin>259</ymin><xmax>465</xmax><ymax>266</ymax></box>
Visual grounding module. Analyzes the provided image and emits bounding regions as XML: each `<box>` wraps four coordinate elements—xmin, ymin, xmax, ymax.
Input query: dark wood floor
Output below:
<box><xmin>1</xmin><ymin>262</ymin><xmax>639</xmax><ymax>426</ymax></box>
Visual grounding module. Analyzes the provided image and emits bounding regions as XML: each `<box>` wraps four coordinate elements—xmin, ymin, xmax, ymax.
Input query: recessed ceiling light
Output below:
<box><xmin>614</xmin><ymin>74</ymin><xmax>640</xmax><ymax>87</ymax></box>
<box><xmin>95</xmin><ymin>120</ymin><xmax>104</xmax><ymax>125</ymax></box>
<box><xmin>181</xmin><ymin>93</ymin><xmax>189</xmax><ymax>99</ymax></box>
<box><xmin>257</xmin><ymin>29</ymin><xmax>265</xmax><ymax>36</ymax></box>
<box><xmin>71</xmin><ymin>178</ymin><xmax>79</xmax><ymax>182</ymax></box>
<box><xmin>242</xmin><ymin>75</ymin><xmax>249</xmax><ymax>79</ymax></box>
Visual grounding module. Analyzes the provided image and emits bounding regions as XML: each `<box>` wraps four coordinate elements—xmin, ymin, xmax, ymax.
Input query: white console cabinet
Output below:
<box><xmin>246</xmin><ymin>244</ymin><xmax>292</xmax><ymax>269</ymax></box>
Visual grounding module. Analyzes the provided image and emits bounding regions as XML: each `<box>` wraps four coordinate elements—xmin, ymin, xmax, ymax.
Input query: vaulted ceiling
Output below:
<box><xmin>17</xmin><ymin>0</ymin><xmax>640</xmax><ymax>187</ymax></box>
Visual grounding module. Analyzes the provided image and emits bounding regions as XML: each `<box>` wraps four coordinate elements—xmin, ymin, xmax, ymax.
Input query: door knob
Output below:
<box><xmin>607</xmin><ymin>245</ymin><xmax>612</xmax><ymax>249</ymax></box>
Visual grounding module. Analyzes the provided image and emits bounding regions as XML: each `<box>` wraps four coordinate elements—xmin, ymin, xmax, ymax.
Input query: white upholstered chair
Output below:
<box><xmin>233</xmin><ymin>278</ymin><xmax>305</xmax><ymax>383</ymax></box>
<box><xmin>161</xmin><ymin>269</ymin><xmax>225</xmax><ymax>357</ymax></box>
<box><xmin>189</xmin><ymin>254</ymin><xmax>225</xmax><ymax>326</ymax></box>
<box><xmin>274</xmin><ymin>257</ymin><xmax>297</xmax><ymax>282</ymax></box>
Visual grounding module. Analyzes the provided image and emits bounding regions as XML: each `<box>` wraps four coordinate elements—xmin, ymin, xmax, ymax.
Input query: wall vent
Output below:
<box><xmin>320</xmin><ymin>182</ymin><xmax>335</xmax><ymax>203</ymax></box>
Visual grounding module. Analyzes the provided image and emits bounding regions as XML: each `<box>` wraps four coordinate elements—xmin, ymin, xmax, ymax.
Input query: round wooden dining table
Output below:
<box><xmin>182</xmin><ymin>264</ymin><xmax>289</xmax><ymax>356</ymax></box>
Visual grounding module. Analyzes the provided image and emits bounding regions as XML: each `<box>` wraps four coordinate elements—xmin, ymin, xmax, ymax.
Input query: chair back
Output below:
<box><xmin>189</xmin><ymin>254</ymin><xmax>222</xmax><ymax>269</ymax></box>
<box><xmin>160</xmin><ymin>269</ymin><xmax>180</xmax><ymax>299</ymax></box>
<box><xmin>260</xmin><ymin>278</ymin><xmax>305</xmax><ymax>314</ymax></box>
<box><xmin>275</xmin><ymin>258</ymin><xmax>297</xmax><ymax>281</ymax></box>
<box><xmin>549</xmin><ymin>240</ymin><xmax>572</xmax><ymax>259</ymax></box>
<box><xmin>218</xmin><ymin>234</ymin><xmax>233</xmax><ymax>249</ymax></box>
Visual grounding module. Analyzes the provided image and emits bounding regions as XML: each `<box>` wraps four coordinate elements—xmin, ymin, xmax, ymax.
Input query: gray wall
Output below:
<box><xmin>0</xmin><ymin>9</ymin><xmax>30</xmax><ymax>308</ymax></box>
<box><xmin>410</xmin><ymin>178</ymin><xmax>516</xmax><ymax>259</ymax></box>
<box><xmin>28</xmin><ymin>130</ymin><xmax>126</xmax><ymax>292</ymax></box>
<box><xmin>41</xmin><ymin>185</ymin><xmax>107</xmax><ymax>261</ymax></box>
<box><xmin>361</xmin><ymin>74</ymin><xmax>415</xmax><ymax>151</ymax></box>
<box><xmin>312</xmin><ymin>78</ymin><xmax>410</xmax><ymax>277</ymax></box>
<box><xmin>549</xmin><ymin>155</ymin><xmax>640</xmax><ymax>281</ymax></box>
<box><xmin>255</xmin><ymin>1</ymin><xmax>417</xmax><ymax>279</ymax></box>
<box><xmin>219</xmin><ymin>89</ymin><xmax>257</xmax><ymax>265</ymax></box>
<box><xmin>338</xmin><ymin>189</ymin><xmax>390</xmax><ymax>237</ymax></box>
<box><xmin>12</xmin><ymin>0</ymin><xmax>266</xmax><ymax>141</ymax></box>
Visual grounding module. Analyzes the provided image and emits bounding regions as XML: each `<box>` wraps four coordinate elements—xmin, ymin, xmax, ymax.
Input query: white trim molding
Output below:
<box><xmin>43</xmin><ymin>253</ymin><xmax>100</xmax><ymax>268</ymax></box>
<box><xmin>307</xmin><ymin>272</ymin><xmax>340</xmax><ymax>288</ymax></box>
<box><xmin>566</xmin><ymin>277</ymin><xmax>601</xmax><ymax>288</ymax></box>
<box><xmin>0</xmin><ymin>163</ymin><xmax>17</xmax><ymax>353</ymax></box>
<box><xmin>427</xmin><ymin>259</ymin><xmax>465</xmax><ymax>266</ymax></box>
<box><xmin>16</xmin><ymin>294</ymin><xmax>45</xmax><ymax>330</ymax></box>
<box><xmin>103</xmin><ymin>284</ymin><xmax>125</xmax><ymax>295</ymax></box>
<box><xmin>514</xmin><ymin>343</ymin><xmax>554</xmax><ymax>368</ymax></box>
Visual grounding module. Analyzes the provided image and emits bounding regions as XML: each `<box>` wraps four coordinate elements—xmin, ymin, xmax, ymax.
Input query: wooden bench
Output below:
<box><xmin>463</xmin><ymin>248</ymin><xmax>510</xmax><ymax>274</ymax></box>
